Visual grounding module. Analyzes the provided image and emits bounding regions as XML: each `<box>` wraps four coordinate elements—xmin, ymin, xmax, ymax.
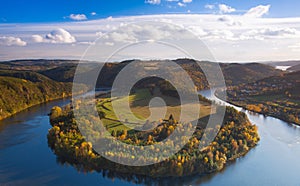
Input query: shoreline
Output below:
<box><xmin>0</xmin><ymin>95</ymin><xmax>72</xmax><ymax>122</ymax></box>
<box><xmin>214</xmin><ymin>92</ymin><xmax>300</xmax><ymax>127</ymax></box>
<box><xmin>231</xmin><ymin>102</ymin><xmax>300</xmax><ymax>127</ymax></box>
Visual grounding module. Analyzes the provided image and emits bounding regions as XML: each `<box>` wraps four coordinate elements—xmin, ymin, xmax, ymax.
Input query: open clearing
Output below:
<box><xmin>96</xmin><ymin>89</ymin><xmax>214</xmax><ymax>133</ymax></box>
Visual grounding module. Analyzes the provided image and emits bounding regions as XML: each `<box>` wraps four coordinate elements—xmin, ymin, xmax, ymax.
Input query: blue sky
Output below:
<box><xmin>1</xmin><ymin>0</ymin><xmax>300</xmax><ymax>23</ymax></box>
<box><xmin>1</xmin><ymin>0</ymin><xmax>300</xmax><ymax>62</ymax></box>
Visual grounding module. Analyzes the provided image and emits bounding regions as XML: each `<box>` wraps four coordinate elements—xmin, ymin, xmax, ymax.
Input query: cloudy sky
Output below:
<box><xmin>1</xmin><ymin>0</ymin><xmax>300</xmax><ymax>62</ymax></box>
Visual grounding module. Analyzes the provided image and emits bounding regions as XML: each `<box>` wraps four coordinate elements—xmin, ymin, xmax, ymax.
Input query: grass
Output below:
<box><xmin>96</xmin><ymin>89</ymin><xmax>213</xmax><ymax>133</ymax></box>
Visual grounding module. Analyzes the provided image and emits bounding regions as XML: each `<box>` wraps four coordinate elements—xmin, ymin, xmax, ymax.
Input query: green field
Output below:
<box><xmin>96</xmin><ymin>89</ymin><xmax>213</xmax><ymax>133</ymax></box>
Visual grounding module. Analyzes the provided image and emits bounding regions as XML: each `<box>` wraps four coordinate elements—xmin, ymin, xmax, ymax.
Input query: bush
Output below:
<box><xmin>50</xmin><ymin>106</ymin><xmax>62</xmax><ymax>120</ymax></box>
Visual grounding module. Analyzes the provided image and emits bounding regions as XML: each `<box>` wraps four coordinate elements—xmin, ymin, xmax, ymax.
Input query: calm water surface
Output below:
<box><xmin>0</xmin><ymin>91</ymin><xmax>300</xmax><ymax>185</ymax></box>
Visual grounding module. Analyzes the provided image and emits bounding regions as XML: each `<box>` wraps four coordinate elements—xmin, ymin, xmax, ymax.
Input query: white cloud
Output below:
<box><xmin>206</xmin><ymin>29</ymin><xmax>236</xmax><ymax>40</ymax></box>
<box><xmin>79</xmin><ymin>41</ymin><xmax>96</xmax><ymax>45</ymax></box>
<box><xmin>105</xmin><ymin>42</ymin><xmax>114</xmax><ymax>46</ymax></box>
<box><xmin>240</xmin><ymin>27</ymin><xmax>299</xmax><ymax>40</ymax></box>
<box><xmin>182</xmin><ymin>0</ymin><xmax>192</xmax><ymax>3</ymax></box>
<box><xmin>69</xmin><ymin>14</ymin><xmax>87</xmax><ymax>21</ymax></box>
<box><xmin>217</xmin><ymin>16</ymin><xmax>231</xmax><ymax>22</ymax></box>
<box><xmin>105</xmin><ymin>32</ymin><xmax>137</xmax><ymax>43</ymax></box>
<box><xmin>288</xmin><ymin>43</ymin><xmax>300</xmax><ymax>52</ymax></box>
<box><xmin>91</xmin><ymin>12</ymin><xmax>97</xmax><ymax>16</ymax></box>
<box><xmin>205</xmin><ymin>4</ymin><xmax>215</xmax><ymax>10</ymax></box>
<box><xmin>244</xmin><ymin>5</ymin><xmax>270</xmax><ymax>18</ymax></box>
<box><xmin>46</xmin><ymin>28</ymin><xmax>76</xmax><ymax>43</ymax></box>
<box><xmin>32</xmin><ymin>28</ymin><xmax>76</xmax><ymax>44</ymax></box>
<box><xmin>219</xmin><ymin>4</ymin><xmax>236</xmax><ymax>14</ymax></box>
<box><xmin>166</xmin><ymin>0</ymin><xmax>179</xmax><ymax>1</ymax></box>
<box><xmin>177</xmin><ymin>0</ymin><xmax>192</xmax><ymax>7</ymax></box>
<box><xmin>107</xmin><ymin>16</ymin><xmax>113</xmax><ymax>21</ymax></box>
<box><xmin>2</xmin><ymin>14</ymin><xmax>300</xmax><ymax>61</ymax></box>
<box><xmin>145</xmin><ymin>0</ymin><xmax>161</xmax><ymax>5</ymax></box>
<box><xmin>96</xmin><ymin>31</ymin><xmax>105</xmax><ymax>37</ymax></box>
<box><xmin>218</xmin><ymin>15</ymin><xmax>242</xmax><ymax>26</ymax></box>
<box><xmin>0</xmin><ymin>36</ymin><xmax>27</xmax><ymax>46</ymax></box>
<box><xmin>102</xmin><ymin>23</ymin><xmax>193</xmax><ymax>45</ymax></box>
<box><xmin>261</xmin><ymin>28</ymin><xmax>298</xmax><ymax>37</ymax></box>
<box><xmin>31</xmin><ymin>35</ymin><xmax>44</xmax><ymax>43</ymax></box>
<box><xmin>288</xmin><ymin>44</ymin><xmax>300</xmax><ymax>48</ymax></box>
<box><xmin>178</xmin><ymin>2</ymin><xmax>186</xmax><ymax>7</ymax></box>
<box><xmin>187</xmin><ymin>26</ymin><xmax>208</xmax><ymax>37</ymax></box>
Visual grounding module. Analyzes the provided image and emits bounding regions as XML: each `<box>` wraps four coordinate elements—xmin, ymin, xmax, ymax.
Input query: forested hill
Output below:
<box><xmin>1</xmin><ymin>59</ymin><xmax>281</xmax><ymax>88</ymax></box>
<box><xmin>95</xmin><ymin>59</ymin><xmax>282</xmax><ymax>89</ymax></box>
<box><xmin>219</xmin><ymin>62</ymin><xmax>281</xmax><ymax>85</ymax></box>
<box><xmin>288</xmin><ymin>64</ymin><xmax>300</xmax><ymax>72</ymax></box>
<box><xmin>175</xmin><ymin>59</ymin><xmax>282</xmax><ymax>87</ymax></box>
<box><xmin>0</xmin><ymin>59</ymin><xmax>78</xmax><ymax>71</ymax></box>
<box><xmin>0</xmin><ymin>69</ymin><xmax>82</xmax><ymax>120</ymax></box>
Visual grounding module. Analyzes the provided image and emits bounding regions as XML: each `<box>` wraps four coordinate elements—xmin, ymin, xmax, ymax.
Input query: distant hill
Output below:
<box><xmin>94</xmin><ymin>59</ymin><xmax>282</xmax><ymax>89</ymax></box>
<box><xmin>262</xmin><ymin>70</ymin><xmax>300</xmax><ymax>85</ymax></box>
<box><xmin>264</xmin><ymin>60</ymin><xmax>300</xmax><ymax>67</ymax></box>
<box><xmin>39</xmin><ymin>65</ymin><xmax>77</xmax><ymax>82</ymax></box>
<box><xmin>288</xmin><ymin>64</ymin><xmax>300</xmax><ymax>72</ymax></box>
<box><xmin>0</xmin><ymin>59</ymin><xmax>282</xmax><ymax>88</ymax></box>
<box><xmin>220</xmin><ymin>62</ymin><xmax>282</xmax><ymax>86</ymax></box>
<box><xmin>0</xmin><ymin>69</ymin><xmax>57</xmax><ymax>83</ymax></box>
<box><xmin>0</xmin><ymin>59</ymin><xmax>80</xmax><ymax>82</ymax></box>
<box><xmin>0</xmin><ymin>59</ymin><xmax>79</xmax><ymax>71</ymax></box>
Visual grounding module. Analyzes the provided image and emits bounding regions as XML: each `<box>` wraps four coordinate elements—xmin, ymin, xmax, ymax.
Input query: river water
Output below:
<box><xmin>0</xmin><ymin>91</ymin><xmax>300</xmax><ymax>185</ymax></box>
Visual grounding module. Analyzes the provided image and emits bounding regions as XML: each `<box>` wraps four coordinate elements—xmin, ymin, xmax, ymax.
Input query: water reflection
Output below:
<box><xmin>0</xmin><ymin>99</ymin><xmax>70</xmax><ymax>150</ymax></box>
<box><xmin>52</xmin><ymin>141</ymin><xmax>259</xmax><ymax>186</ymax></box>
<box><xmin>54</xmin><ymin>156</ymin><xmax>238</xmax><ymax>186</ymax></box>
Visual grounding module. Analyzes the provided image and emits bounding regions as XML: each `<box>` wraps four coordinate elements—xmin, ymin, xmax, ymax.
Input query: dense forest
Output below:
<box><xmin>0</xmin><ymin>73</ymin><xmax>74</xmax><ymax>120</ymax></box>
<box><xmin>0</xmin><ymin>61</ymin><xmax>88</xmax><ymax>120</ymax></box>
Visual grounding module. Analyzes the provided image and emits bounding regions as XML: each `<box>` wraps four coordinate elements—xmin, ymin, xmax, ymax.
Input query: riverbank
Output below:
<box><xmin>0</xmin><ymin>81</ymin><xmax>87</xmax><ymax>122</ymax></box>
<box><xmin>0</xmin><ymin>72</ymin><xmax>72</xmax><ymax>121</ymax></box>
<box><xmin>227</xmin><ymin>100</ymin><xmax>300</xmax><ymax>127</ymax></box>
<box><xmin>0</xmin><ymin>94</ymin><xmax>72</xmax><ymax>121</ymax></box>
<box><xmin>0</xmin><ymin>67</ymin><xmax>93</xmax><ymax>121</ymax></box>
<box><xmin>214</xmin><ymin>90</ymin><xmax>300</xmax><ymax>127</ymax></box>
